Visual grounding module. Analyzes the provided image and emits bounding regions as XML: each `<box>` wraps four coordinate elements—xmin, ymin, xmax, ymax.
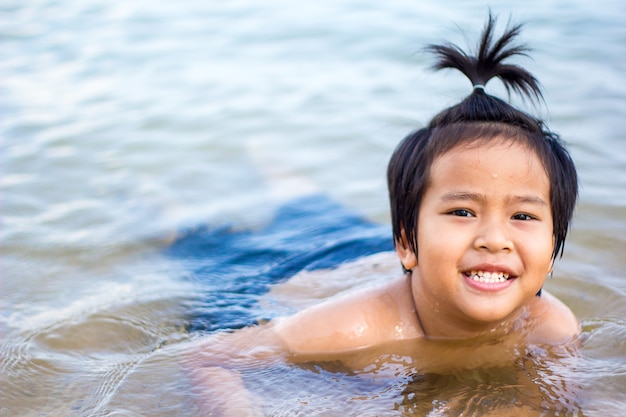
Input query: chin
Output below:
<box><xmin>462</xmin><ymin>305</ymin><xmax>521</xmax><ymax>328</ymax></box>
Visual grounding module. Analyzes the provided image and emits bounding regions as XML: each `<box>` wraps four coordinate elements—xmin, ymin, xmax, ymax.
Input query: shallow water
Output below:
<box><xmin>2</xmin><ymin>0</ymin><xmax>626</xmax><ymax>416</ymax></box>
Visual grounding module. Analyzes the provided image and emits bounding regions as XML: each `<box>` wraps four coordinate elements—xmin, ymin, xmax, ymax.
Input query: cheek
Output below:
<box><xmin>517</xmin><ymin>231</ymin><xmax>554</xmax><ymax>272</ymax></box>
<box><xmin>541</xmin><ymin>245</ymin><xmax>555</xmax><ymax>272</ymax></box>
<box><xmin>416</xmin><ymin>223</ymin><xmax>465</xmax><ymax>270</ymax></box>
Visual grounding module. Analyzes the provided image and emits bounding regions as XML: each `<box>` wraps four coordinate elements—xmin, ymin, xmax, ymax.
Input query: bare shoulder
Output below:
<box><xmin>272</xmin><ymin>276</ymin><xmax>422</xmax><ymax>355</ymax></box>
<box><xmin>528</xmin><ymin>290</ymin><xmax>580</xmax><ymax>345</ymax></box>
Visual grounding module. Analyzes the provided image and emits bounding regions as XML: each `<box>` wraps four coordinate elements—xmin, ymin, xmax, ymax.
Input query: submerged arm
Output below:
<box><xmin>182</xmin><ymin>275</ymin><xmax>419</xmax><ymax>413</ymax></box>
<box><xmin>182</xmin><ymin>325</ymin><xmax>284</xmax><ymax>416</ymax></box>
<box><xmin>186</xmin><ymin>365</ymin><xmax>262</xmax><ymax>417</ymax></box>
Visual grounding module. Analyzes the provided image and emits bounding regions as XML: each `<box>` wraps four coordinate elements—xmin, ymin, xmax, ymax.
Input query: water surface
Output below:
<box><xmin>2</xmin><ymin>0</ymin><xmax>625</xmax><ymax>415</ymax></box>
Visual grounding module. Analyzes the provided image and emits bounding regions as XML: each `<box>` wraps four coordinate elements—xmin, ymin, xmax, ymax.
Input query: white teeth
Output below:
<box><xmin>469</xmin><ymin>270</ymin><xmax>510</xmax><ymax>283</ymax></box>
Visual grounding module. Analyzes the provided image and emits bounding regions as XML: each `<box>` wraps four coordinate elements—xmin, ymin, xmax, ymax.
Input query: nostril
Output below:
<box><xmin>476</xmin><ymin>242</ymin><xmax>512</xmax><ymax>253</ymax></box>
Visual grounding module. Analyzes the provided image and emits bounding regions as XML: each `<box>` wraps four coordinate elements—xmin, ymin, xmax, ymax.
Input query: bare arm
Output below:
<box><xmin>186</xmin><ymin>365</ymin><xmax>263</xmax><ymax>417</ymax></box>
<box><xmin>529</xmin><ymin>290</ymin><xmax>581</xmax><ymax>345</ymax></box>
<box><xmin>181</xmin><ymin>276</ymin><xmax>419</xmax><ymax>413</ymax></box>
<box><xmin>182</xmin><ymin>325</ymin><xmax>284</xmax><ymax>416</ymax></box>
<box><xmin>273</xmin><ymin>275</ymin><xmax>421</xmax><ymax>356</ymax></box>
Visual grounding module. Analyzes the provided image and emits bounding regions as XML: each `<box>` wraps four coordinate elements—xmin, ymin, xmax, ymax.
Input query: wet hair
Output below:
<box><xmin>387</xmin><ymin>14</ymin><xmax>578</xmax><ymax>262</ymax></box>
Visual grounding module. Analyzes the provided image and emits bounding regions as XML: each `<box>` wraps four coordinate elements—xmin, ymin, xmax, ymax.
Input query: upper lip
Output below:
<box><xmin>462</xmin><ymin>263</ymin><xmax>518</xmax><ymax>278</ymax></box>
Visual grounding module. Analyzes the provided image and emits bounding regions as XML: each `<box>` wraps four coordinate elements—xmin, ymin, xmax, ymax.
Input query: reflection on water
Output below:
<box><xmin>206</xmin><ymin>335</ymin><xmax>587</xmax><ymax>416</ymax></box>
<box><xmin>1</xmin><ymin>0</ymin><xmax>625</xmax><ymax>415</ymax></box>
<box><xmin>399</xmin><ymin>359</ymin><xmax>577</xmax><ymax>416</ymax></box>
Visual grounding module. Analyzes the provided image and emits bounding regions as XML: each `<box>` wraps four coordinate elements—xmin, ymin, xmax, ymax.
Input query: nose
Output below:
<box><xmin>474</xmin><ymin>216</ymin><xmax>513</xmax><ymax>253</ymax></box>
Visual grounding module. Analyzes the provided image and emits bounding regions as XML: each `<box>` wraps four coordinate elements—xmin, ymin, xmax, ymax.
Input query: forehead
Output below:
<box><xmin>429</xmin><ymin>138</ymin><xmax>549</xmax><ymax>192</ymax></box>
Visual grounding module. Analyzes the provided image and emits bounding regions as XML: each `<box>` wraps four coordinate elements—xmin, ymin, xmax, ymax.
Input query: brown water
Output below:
<box><xmin>2</xmin><ymin>0</ymin><xmax>625</xmax><ymax>415</ymax></box>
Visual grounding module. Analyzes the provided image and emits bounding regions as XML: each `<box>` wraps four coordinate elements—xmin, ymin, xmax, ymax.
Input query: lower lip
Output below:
<box><xmin>463</xmin><ymin>274</ymin><xmax>515</xmax><ymax>292</ymax></box>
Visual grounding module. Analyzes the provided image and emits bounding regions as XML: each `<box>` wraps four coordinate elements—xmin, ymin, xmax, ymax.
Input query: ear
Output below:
<box><xmin>396</xmin><ymin>229</ymin><xmax>417</xmax><ymax>271</ymax></box>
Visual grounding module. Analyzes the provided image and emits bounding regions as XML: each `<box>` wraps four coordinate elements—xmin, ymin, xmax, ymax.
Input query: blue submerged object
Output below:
<box><xmin>166</xmin><ymin>195</ymin><xmax>393</xmax><ymax>332</ymax></box>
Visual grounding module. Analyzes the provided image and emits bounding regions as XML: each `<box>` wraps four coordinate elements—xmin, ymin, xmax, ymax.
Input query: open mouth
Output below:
<box><xmin>463</xmin><ymin>270</ymin><xmax>513</xmax><ymax>284</ymax></box>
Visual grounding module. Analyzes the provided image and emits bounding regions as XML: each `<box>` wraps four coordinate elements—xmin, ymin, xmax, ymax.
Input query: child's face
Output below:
<box><xmin>405</xmin><ymin>138</ymin><xmax>554</xmax><ymax>327</ymax></box>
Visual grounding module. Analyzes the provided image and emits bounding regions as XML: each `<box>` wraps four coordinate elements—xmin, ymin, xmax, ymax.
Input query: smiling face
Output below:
<box><xmin>397</xmin><ymin>138</ymin><xmax>555</xmax><ymax>337</ymax></box>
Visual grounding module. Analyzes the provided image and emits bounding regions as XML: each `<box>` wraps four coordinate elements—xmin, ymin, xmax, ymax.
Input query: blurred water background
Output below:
<box><xmin>1</xmin><ymin>0</ymin><xmax>625</xmax><ymax>415</ymax></box>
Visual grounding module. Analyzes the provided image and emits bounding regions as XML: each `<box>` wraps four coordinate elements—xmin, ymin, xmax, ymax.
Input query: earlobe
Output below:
<box><xmin>396</xmin><ymin>229</ymin><xmax>417</xmax><ymax>271</ymax></box>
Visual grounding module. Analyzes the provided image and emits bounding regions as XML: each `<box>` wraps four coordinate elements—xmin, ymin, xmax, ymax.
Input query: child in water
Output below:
<box><xmin>184</xmin><ymin>14</ymin><xmax>580</xmax><ymax>415</ymax></box>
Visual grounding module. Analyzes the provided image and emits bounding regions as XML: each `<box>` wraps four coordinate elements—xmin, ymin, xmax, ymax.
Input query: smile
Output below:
<box><xmin>465</xmin><ymin>270</ymin><xmax>510</xmax><ymax>283</ymax></box>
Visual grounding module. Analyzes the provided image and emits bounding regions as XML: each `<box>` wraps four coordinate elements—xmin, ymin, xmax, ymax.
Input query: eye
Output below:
<box><xmin>512</xmin><ymin>213</ymin><xmax>535</xmax><ymax>221</ymax></box>
<box><xmin>449</xmin><ymin>209</ymin><xmax>474</xmax><ymax>217</ymax></box>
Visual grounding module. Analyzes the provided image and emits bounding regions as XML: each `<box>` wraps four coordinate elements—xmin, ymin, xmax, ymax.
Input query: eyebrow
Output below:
<box><xmin>440</xmin><ymin>192</ymin><xmax>485</xmax><ymax>203</ymax></box>
<box><xmin>440</xmin><ymin>192</ymin><xmax>548</xmax><ymax>206</ymax></box>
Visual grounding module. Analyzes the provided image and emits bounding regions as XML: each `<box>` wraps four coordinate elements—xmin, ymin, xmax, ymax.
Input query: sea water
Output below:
<box><xmin>2</xmin><ymin>0</ymin><xmax>625</xmax><ymax>415</ymax></box>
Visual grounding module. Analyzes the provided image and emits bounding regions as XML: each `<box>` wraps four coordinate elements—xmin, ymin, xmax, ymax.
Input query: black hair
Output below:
<box><xmin>387</xmin><ymin>14</ymin><xmax>578</xmax><ymax>262</ymax></box>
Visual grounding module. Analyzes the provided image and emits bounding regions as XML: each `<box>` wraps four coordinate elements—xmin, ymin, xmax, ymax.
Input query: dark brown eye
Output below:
<box><xmin>451</xmin><ymin>209</ymin><xmax>474</xmax><ymax>217</ymax></box>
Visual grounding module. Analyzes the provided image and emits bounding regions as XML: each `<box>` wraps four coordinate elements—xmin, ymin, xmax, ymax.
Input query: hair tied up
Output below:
<box><xmin>425</xmin><ymin>12</ymin><xmax>543</xmax><ymax>103</ymax></box>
